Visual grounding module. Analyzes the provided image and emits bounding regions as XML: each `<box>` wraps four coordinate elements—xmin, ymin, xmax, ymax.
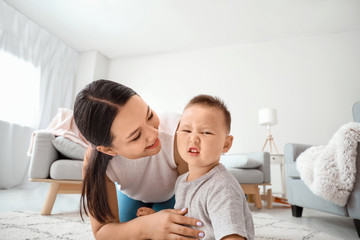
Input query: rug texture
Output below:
<box><xmin>0</xmin><ymin>211</ymin><xmax>342</xmax><ymax>240</ymax></box>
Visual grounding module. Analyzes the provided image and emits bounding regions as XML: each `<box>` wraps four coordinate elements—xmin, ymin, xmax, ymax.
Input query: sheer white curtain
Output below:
<box><xmin>0</xmin><ymin>50</ymin><xmax>40</xmax><ymax>128</ymax></box>
<box><xmin>0</xmin><ymin>0</ymin><xmax>79</xmax><ymax>129</ymax></box>
<box><xmin>0</xmin><ymin>1</ymin><xmax>79</xmax><ymax>188</ymax></box>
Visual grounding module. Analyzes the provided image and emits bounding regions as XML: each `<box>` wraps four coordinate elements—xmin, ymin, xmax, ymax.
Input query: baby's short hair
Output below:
<box><xmin>185</xmin><ymin>94</ymin><xmax>231</xmax><ymax>133</ymax></box>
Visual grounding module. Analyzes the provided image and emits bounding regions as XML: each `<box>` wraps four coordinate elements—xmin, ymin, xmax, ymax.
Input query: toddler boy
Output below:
<box><xmin>174</xmin><ymin>94</ymin><xmax>254</xmax><ymax>240</ymax></box>
<box><xmin>137</xmin><ymin>94</ymin><xmax>255</xmax><ymax>240</ymax></box>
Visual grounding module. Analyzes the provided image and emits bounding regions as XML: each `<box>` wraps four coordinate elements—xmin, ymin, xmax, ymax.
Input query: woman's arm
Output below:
<box><xmin>86</xmin><ymin>161</ymin><xmax>204</xmax><ymax>239</ymax></box>
<box><xmin>92</xmin><ymin>208</ymin><xmax>205</xmax><ymax>240</ymax></box>
<box><xmin>222</xmin><ymin>235</ymin><xmax>245</xmax><ymax>240</ymax></box>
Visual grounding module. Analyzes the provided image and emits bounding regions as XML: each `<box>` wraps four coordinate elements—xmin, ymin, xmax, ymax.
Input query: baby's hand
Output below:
<box><xmin>137</xmin><ymin>207</ymin><xmax>156</xmax><ymax>217</ymax></box>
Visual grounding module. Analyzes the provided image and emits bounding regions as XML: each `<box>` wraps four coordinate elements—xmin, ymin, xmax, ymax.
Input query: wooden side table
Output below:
<box><xmin>270</xmin><ymin>154</ymin><xmax>286</xmax><ymax>199</ymax></box>
<box><xmin>242</xmin><ymin>183</ymin><xmax>272</xmax><ymax>209</ymax></box>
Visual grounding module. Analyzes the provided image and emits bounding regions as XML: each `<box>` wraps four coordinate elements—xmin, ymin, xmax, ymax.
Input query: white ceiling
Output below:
<box><xmin>4</xmin><ymin>0</ymin><xmax>360</xmax><ymax>59</ymax></box>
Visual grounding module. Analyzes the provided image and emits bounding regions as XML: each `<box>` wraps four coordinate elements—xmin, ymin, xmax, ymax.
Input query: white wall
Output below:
<box><xmin>74</xmin><ymin>50</ymin><xmax>109</xmax><ymax>104</ymax></box>
<box><xmin>107</xmin><ymin>30</ymin><xmax>360</xmax><ymax>154</ymax></box>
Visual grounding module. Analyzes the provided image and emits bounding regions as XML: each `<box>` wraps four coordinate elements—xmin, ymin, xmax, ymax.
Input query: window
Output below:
<box><xmin>0</xmin><ymin>50</ymin><xmax>40</xmax><ymax>128</ymax></box>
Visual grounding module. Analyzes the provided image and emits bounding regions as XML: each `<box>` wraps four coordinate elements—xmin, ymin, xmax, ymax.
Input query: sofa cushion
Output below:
<box><xmin>52</xmin><ymin>136</ymin><xmax>86</xmax><ymax>160</ymax></box>
<box><xmin>227</xmin><ymin>169</ymin><xmax>264</xmax><ymax>184</ymax></box>
<box><xmin>50</xmin><ymin>159</ymin><xmax>82</xmax><ymax>180</ymax></box>
<box><xmin>220</xmin><ymin>155</ymin><xmax>262</xmax><ymax>169</ymax></box>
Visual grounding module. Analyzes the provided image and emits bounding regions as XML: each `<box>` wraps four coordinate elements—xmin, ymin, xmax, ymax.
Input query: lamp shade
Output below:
<box><xmin>258</xmin><ymin>108</ymin><xmax>277</xmax><ymax>126</ymax></box>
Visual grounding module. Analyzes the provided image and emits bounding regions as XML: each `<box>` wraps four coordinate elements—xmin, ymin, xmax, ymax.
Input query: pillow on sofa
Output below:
<box><xmin>220</xmin><ymin>154</ymin><xmax>262</xmax><ymax>169</ymax></box>
<box><xmin>52</xmin><ymin>136</ymin><xmax>87</xmax><ymax>160</ymax></box>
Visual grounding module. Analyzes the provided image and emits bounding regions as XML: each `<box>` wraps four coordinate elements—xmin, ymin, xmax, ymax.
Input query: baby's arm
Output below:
<box><xmin>222</xmin><ymin>234</ymin><xmax>245</xmax><ymax>240</ymax></box>
<box><xmin>136</xmin><ymin>207</ymin><xmax>156</xmax><ymax>217</ymax></box>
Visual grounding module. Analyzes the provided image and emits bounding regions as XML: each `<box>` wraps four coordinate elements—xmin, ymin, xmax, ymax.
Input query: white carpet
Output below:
<box><xmin>0</xmin><ymin>211</ymin><xmax>92</xmax><ymax>240</ymax></box>
<box><xmin>0</xmin><ymin>211</ymin><xmax>343</xmax><ymax>240</ymax></box>
<box><xmin>252</xmin><ymin>212</ymin><xmax>342</xmax><ymax>240</ymax></box>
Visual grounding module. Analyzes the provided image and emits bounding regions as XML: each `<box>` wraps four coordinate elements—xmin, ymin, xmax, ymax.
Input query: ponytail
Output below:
<box><xmin>74</xmin><ymin>79</ymin><xmax>137</xmax><ymax>223</ymax></box>
<box><xmin>80</xmin><ymin>146</ymin><xmax>114</xmax><ymax>222</ymax></box>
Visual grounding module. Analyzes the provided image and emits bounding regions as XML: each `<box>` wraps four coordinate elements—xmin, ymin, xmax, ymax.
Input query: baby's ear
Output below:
<box><xmin>222</xmin><ymin>135</ymin><xmax>234</xmax><ymax>153</ymax></box>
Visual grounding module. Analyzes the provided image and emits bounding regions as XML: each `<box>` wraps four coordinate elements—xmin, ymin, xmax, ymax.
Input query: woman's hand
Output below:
<box><xmin>222</xmin><ymin>234</ymin><xmax>245</xmax><ymax>240</ymax></box>
<box><xmin>141</xmin><ymin>208</ymin><xmax>205</xmax><ymax>240</ymax></box>
<box><xmin>137</xmin><ymin>207</ymin><xmax>156</xmax><ymax>217</ymax></box>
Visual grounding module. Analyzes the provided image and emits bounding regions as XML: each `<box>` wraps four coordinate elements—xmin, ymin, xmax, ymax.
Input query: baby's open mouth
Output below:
<box><xmin>188</xmin><ymin>147</ymin><xmax>200</xmax><ymax>155</ymax></box>
<box><xmin>188</xmin><ymin>147</ymin><xmax>199</xmax><ymax>153</ymax></box>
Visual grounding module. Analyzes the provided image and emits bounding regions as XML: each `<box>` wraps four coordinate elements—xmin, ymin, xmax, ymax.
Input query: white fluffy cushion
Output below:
<box><xmin>52</xmin><ymin>136</ymin><xmax>87</xmax><ymax>160</ymax></box>
<box><xmin>220</xmin><ymin>154</ymin><xmax>262</xmax><ymax>169</ymax></box>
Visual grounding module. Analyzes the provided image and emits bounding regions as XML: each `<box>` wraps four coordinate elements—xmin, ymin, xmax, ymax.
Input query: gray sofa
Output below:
<box><xmin>29</xmin><ymin>132</ymin><xmax>86</xmax><ymax>215</ymax></box>
<box><xmin>285</xmin><ymin>101</ymin><xmax>360</xmax><ymax>238</ymax></box>
<box><xmin>221</xmin><ymin>152</ymin><xmax>271</xmax><ymax>209</ymax></box>
<box><xmin>29</xmin><ymin>131</ymin><xmax>271</xmax><ymax>213</ymax></box>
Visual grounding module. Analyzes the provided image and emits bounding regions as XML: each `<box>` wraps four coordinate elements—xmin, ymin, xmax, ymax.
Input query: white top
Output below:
<box><xmin>106</xmin><ymin>112</ymin><xmax>181</xmax><ymax>203</ymax></box>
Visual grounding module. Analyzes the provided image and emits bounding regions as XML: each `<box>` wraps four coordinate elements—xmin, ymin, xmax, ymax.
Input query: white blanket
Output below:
<box><xmin>296</xmin><ymin>122</ymin><xmax>360</xmax><ymax>206</ymax></box>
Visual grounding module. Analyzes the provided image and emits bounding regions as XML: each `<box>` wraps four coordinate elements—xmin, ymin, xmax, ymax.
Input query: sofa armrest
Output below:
<box><xmin>241</xmin><ymin>152</ymin><xmax>271</xmax><ymax>183</ymax></box>
<box><xmin>29</xmin><ymin>132</ymin><xmax>59</xmax><ymax>179</ymax></box>
<box><xmin>222</xmin><ymin>152</ymin><xmax>270</xmax><ymax>183</ymax></box>
<box><xmin>284</xmin><ymin>143</ymin><xmax>313</xmax><ymax>178</ymax></box>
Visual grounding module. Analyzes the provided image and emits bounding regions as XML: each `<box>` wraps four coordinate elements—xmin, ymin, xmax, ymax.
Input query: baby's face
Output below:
<box><xmin>177</xmin><ymin>104</ymin><xmax>232</xmax><ymax>168</ymax></box>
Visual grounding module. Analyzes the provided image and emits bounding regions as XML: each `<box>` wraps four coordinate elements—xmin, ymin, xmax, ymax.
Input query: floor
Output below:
<box><xmin>0</xmin><ymin>183</ymin><xmax>359</xmax><ymax>240</ymax></box>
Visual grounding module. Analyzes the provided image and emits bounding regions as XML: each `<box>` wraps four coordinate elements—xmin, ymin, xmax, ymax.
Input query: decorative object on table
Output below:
<box><xmin>258</xmin><ymin>108</ymin><xmax>279</xmax><ymax>154</ymax></box>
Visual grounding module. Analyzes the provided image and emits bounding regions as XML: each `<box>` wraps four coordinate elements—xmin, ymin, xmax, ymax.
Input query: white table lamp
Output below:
<box><xmin>258</xmin><ymin>108</ymin><xmax>279</xmax><ymax>153</ymax></box>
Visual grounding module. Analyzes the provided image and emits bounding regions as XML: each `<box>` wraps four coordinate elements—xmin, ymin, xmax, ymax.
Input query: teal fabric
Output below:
<box><xmin>115</xmin><ymin>182</ymin><xmax>175</xmax><ymax>222</ymax></box>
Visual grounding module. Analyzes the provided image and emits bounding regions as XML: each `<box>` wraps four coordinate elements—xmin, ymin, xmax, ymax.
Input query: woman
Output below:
<box><xmin>73</xmin><ymin>79</ymin><xmax>204</xmax><ymax>239</ymax></box>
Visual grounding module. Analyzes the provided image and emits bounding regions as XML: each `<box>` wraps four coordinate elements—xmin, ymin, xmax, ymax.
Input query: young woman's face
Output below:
<box><xmin>104</xmin><ymin>95</ymin><xmax>161</xmax><ymax>159</ymax></box>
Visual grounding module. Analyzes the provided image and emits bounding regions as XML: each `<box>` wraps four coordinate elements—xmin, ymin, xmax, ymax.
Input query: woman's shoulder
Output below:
<box><xmin>158</xmin><ymin>111</ymin><xmax>181</xmax><ymax>121</ymax></box>
<box><xmin>157</xmin><ymin>112</ymin><xmax>181</xmax><ymax>134</ymax></box>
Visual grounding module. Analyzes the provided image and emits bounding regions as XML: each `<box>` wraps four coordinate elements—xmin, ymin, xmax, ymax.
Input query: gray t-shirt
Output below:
<box><xmin>174</xmin><ymin>164</ymin><xmax>255</xmax><ymax>240</ymax></box>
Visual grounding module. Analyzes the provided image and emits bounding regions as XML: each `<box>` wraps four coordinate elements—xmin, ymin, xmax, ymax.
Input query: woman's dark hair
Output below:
<box><xmin>73</xmin><ymin>79</ymin><xmax>137</xmax><ymax>223</ymax></box>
